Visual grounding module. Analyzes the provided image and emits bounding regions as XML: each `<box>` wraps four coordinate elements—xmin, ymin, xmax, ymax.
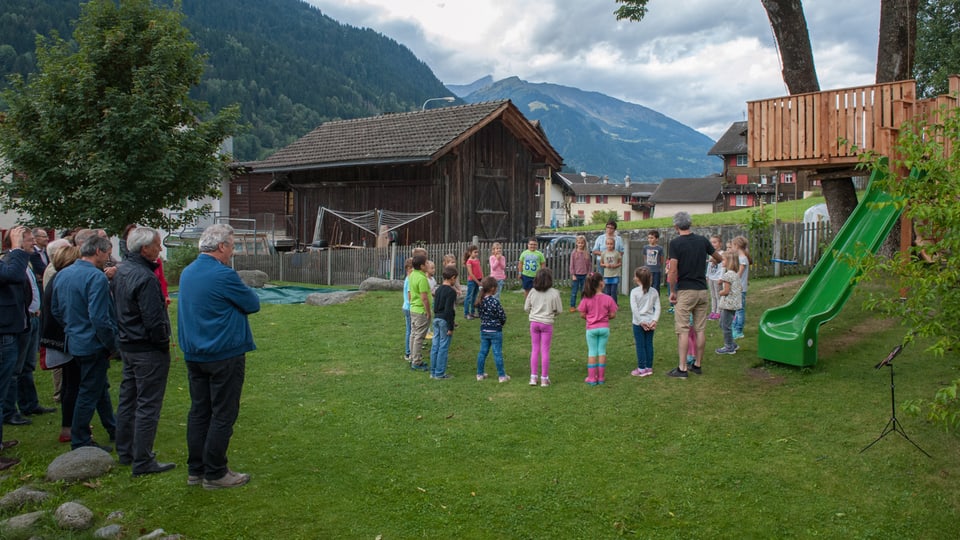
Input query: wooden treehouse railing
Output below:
<box><xmin>747</xmin><ymin>76</ymin><xmax>960</xmax><ymax>169</ymax></box>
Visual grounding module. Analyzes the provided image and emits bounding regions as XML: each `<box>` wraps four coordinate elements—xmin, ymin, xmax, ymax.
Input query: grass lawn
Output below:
<box><xmin>3</xmin><ymin>275</ymin><xmax>958</xmax><ymax>539</ymax></box>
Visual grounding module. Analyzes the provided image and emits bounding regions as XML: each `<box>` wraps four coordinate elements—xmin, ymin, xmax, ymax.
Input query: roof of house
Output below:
<box><xmin>250</xmin><ymin>100</ymin><xmax>562</xmax><ymax>173</ymax></box>
<box><xmin>707</xmin><ymin>121</ymin><xmax>748</xmax><ymax>156</ymax></box>
<box><xmin>554</xmin><ymin>172</ymin><xmax>658</xmax><ymax>197</ymax></box>
<box><xmin>649</xmin><ymin>177</ymin><xmax>723</xmax><ymax>203</ymax></box>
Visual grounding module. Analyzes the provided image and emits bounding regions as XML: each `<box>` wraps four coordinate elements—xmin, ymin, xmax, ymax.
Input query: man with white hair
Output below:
<box><xmin>178</xmin><ymin>224</ymin><xmax>260</xmax><ymax>490</ymax></box>
<box><xmin>112</xmin><ymin>227</ymin><xmax>174</xmax><ymax>477</ymax></box>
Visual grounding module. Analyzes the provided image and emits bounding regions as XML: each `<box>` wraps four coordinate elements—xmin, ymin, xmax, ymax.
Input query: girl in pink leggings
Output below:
<box><xmin>524</xmin><ymin>268</ymin><xmax>563</xmax><ymax>387</ymax></box>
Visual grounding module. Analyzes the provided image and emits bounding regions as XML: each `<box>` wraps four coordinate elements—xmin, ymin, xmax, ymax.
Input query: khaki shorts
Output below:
<box><xmin>674</xmin><ymin>289</ymin><xmax>710</xmax><ymax>335</ymax></box>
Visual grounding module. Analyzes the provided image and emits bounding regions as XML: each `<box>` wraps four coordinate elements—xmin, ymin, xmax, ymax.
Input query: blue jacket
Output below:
<box><xmin>177</xmin><ymin>254</ymin><xmax>260</xmax><ymax>363</ymax></box>
<box><xmin>50</xmin><ymin>259</ymin><xmax>117</xmax><ymax>356</ymax></box>
<box><xmin>0</xmin><ymin>249</ymin><xmax>29</xmax><ymax>335</ymax></box>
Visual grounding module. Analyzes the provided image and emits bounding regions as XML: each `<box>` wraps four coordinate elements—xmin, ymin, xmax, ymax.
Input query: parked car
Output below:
<box><xmin>536</xmin><ymin>234</ymin><xmax>579</xmax><ymax>261</ymax></box>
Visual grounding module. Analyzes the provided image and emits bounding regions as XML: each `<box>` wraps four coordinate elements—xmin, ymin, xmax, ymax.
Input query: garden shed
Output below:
<box><xmin>247</xmin><ymin>100</ymin><xmax>563</xmax><ymax>245</ymax></box>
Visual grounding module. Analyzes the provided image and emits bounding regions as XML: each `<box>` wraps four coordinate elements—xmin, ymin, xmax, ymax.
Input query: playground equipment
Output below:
<box><xmin>747</xmin><ymin>77</ymin><xmax>960</xmax><ymax>366</ymax></box>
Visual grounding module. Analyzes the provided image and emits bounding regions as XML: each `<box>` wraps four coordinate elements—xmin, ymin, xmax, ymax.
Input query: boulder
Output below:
<box><xmin>1</xmin><ymin>510</ymin><xmax>45</xmax><ymax>532</ymax></box>
<box><xmin>95</xmin><ymin>523</ymin><xmax>124</xmax><ymax>539</ymax></box>
<box><xmin>55</xmin><ymin>501</ymin><xmax>94</xmax><ymax>530</ymax></box>
<box><xmin>0</xmin><ymin>486</ymin><xmax>50</xmax><ymax>509</ymax></box>
<box><xmin>305</xmin><ymin>291</ymin><xmax>361</xmax><ymax>306</ymax></box>
<box><xmin>237</xmin><ymin>269</ymin><xmax>269</xmax><ymax>288</ymax></box>
<box><xmin>359</xmin><ymin>277</ymin><xmax>404</xmax><ymax>291</ymax></box>
<box><xmin>46</xmin><ymin>446</ymin><xmax>114</xmax><ymax>482</ymax></box>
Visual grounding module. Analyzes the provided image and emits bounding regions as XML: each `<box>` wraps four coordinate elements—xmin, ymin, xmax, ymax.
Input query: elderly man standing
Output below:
<box><xmin>178</xmin><ymin>224</ymin><xmax>260</xmax><ymax>490</ymax></box>
<box><xmin>51</xmin><ymin>233</ymin><xmax>117</xmax><ymax>450</ymax></box>
<box><xmin>112</xmin><ymin>227</ymin><xmax>174</xmax><ymax>477</ymax></box>
<box><xmin>0</xmin><ymin>226</ymin><xmax>33</xmax><ymax>470</ymax></box>
<box><xmin>666</xmin><ymin>211</ymin><xmax>722</xmax><ymax>379</ymax></box>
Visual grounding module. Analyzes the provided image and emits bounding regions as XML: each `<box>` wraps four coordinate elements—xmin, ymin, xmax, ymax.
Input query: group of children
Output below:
<box><xmin>400</xmin><ymin>231</ymin><xmax>752</xmax><ymax>385</ymax></box>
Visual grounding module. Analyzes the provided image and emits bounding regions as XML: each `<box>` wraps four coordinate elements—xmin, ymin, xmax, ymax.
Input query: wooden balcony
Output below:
<box><xmin>747</xmin><ymin>76</ymin><xmax>960</xmax><ymax>169</ymax></box>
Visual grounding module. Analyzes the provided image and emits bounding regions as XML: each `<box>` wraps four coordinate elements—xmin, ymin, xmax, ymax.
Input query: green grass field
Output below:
<box><xmin>2</xmin><ymin>275</ymin><xmax>957</xmax><ymax>539</ymax></box>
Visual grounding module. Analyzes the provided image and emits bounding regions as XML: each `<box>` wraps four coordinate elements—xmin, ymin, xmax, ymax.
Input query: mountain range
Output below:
<box><xmin>0</xmin><ymin>0</ymin><xmax>718</xmax><ymax>182</ymax></box>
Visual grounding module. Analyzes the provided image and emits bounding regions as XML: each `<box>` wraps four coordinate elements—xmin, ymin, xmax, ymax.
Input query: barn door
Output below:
<box><xmin>474</xmin><ymin>169</ymin><xmax>509</xmax><ymax>240</ymax></box>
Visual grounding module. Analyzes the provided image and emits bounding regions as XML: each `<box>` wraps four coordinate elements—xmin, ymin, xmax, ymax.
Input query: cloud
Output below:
<box><xmin>305</xmin><ymin>0</ymin><xmax>880</xmax><ymax>139</ymax></box>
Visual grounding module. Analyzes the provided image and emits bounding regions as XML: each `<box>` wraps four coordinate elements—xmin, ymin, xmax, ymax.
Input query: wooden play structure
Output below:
<box><xmin>749</xmin><ymin>76</ymin><xmax>960</xmax><ymax>366</ymax></box>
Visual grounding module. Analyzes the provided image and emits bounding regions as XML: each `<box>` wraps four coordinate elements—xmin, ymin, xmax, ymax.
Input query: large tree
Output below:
<box><xmin>914</xmin><ymin>0</ymin><xmax>960</xmax><ymax>98</ymax></box>
<box><xmin>614</xmin><ymin>0</ymin><xmax>918</xmax><ymax>229</ymax></box>
<box><xmin>0</xmin><ymin>0</ymin><xmax>240</xmax><ymax>234</ymax></box>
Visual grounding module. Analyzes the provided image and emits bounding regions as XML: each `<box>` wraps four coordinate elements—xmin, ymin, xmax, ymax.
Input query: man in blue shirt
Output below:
<box><xmin>51</xmin><ymin>233</ymin><xmax>117</xmax><ymax>450</ymax></box>
<box><xmin>178</xmin><ymin>224</ymin><xmax>260</xmax><ymax>490</ymax></box>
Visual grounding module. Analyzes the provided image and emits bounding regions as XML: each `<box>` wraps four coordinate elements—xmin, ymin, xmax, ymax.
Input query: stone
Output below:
<box><xmin>0</xmin><ymin>486</ymin><xmax>50</xmax><ymax>509</ymax></box>
<box><xmin>137</xmin><ymin>529</ymin><xmax>167</xmax><ymax>539</ymax></box>
<box><xmin>304</xmin><ymin>290</ymin><xmax>361</xmax><ymax>306</ymax></box>
<box><xmin>55</xmin><ymin>501</ymin><xmax>94</xmax><ymax>530</ymax></box>
<box><xmin>237</xmin><ymin>270</ymin><xmax>269</xmax><ymax>288</ymax></box>
<box><xmin>95</xmin><ymin>523</ymin><xmax>124</xmax><ymax>538</ymax></box>
<box><xmin>359</xmin><ymin>277</ymin><xmax>403</xmax><ymax>291</ymax></box>
<box><xmin>46</xmin><ymin>446</ymin><xmax>114</xmax><ymax>482</ymax></box>
<box><xmin>1</xmin><ymin>510</ymin><xmax>45</xmax><ymax>531</ymax></box>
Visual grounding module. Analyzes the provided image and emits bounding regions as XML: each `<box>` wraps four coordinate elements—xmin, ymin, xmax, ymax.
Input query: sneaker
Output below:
<box><xmin>529</xmin><ymin>375</ymin><xmax>539</xmax><ymax>386</ymax></box>
<box><xmin>402</xmin><ymin>354</ymin><xmax>411</xmax><ymax>362</ymax></box>
<box><xmin>667</xmin><ymin>306</ymin><xmax>675</xmax><ymax>314</ymax></box>
<box><xmin>715</xmin><ymin>346</ymin><xmax>737</xmax><ymax>355</ymax></box>
<box><xmin>498</xmin><ymin>375</ymin><xmax>511</xmax><ymax>383</ymax></box>
<box><xmin>686</xmin><ymin>355</ymin><xmax>696</xmax><ymax>366</ymax></box>
<box><xmin>630</xmin><ymin>368</ymin><xmax>643</xmax><ymax>377</ymax></box>
<box><xmin>569</xmin><ymin>307</ymin><xmax>577</xmax><ymax>313</ymax></box>
<box><xmin>430</xmin><ymin>374</ymin><xmax>453</xmax><ymax>380</ymax></box>
<box><xmin>425</xmin><ymin>332</ymin><xmax>434</xmax><ymax>340</ymax></box>
<box><xmin>202</xmin><ymin>469</ymin><xmax>250</xmax><ymax>490</ymax></box>
<box><xmin>410</xmin><ymin>361</ymin><xmax>429</xmax><ymax>371</ymax></box>
<box><xmin>187</xmin><ymin>475</ymin><xmax>202</xmax><ymax>486</ymax></box>
<box><xmin>690</xmin><ymin>365</ymin><xmax>702</xmax><ymax>375</ymax></box>
<box><xmin>640</xmin><ymin>368</ymin><xmax>653</xmax><ymax>377</ymax></box>
<box><xmin>476</xmin><ymin>373</ymin><xmax>488</xmax><ymax>381</ymax></box>
<box><xmin>540</xmin><ymin>377</ymin><xmax>551</xmax><ymax>387</ymax></box>
<box><xmin>732</xmin><ymin>332</ymin><xmax>744</xmax><ymax>340</ymax></box>
<box><xmin>0</xmin><ymin>456</ymin><xmax>20</xmax><ymax>471</ymax></box>
<box><xmin>733</xmin><ymin>342</ymin><xmax>740</xmax><ymax>351</ymax></box>
<box><xmin>708</xmin><ymin>312</ymin><xmax>720</xmax><ymax>320</ymax></box>
<box><xmin>667</xmin><ymin>367</ymin><xmax>688</xmax><ymax>378</ymax></box>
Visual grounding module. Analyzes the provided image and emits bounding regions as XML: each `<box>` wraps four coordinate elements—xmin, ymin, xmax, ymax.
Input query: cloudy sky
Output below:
<box><xmin>303</xmin><ymin>0</ymin><xmax>881</xmax><ymax>140</ymax></box>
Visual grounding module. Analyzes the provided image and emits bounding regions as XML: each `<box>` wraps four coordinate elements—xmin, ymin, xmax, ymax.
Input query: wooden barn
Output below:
<box><xmin>246</xmin><ymin>100</ymin><xmax>563</xmax><ymax>246</ymax></box>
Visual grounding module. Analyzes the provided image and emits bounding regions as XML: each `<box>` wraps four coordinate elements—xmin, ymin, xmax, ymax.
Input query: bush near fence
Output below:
<box><xmin>224</xmin><ymin>221</ymin><xmax>833</xmax><ymax>288</ymax></box>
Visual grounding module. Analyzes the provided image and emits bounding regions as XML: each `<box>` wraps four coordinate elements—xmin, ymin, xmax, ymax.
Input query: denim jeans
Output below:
<box><xmin>477</xmin><ymin>331</ymin><xmax>505</xmax><ymax>377</ymax></box>
<box><xmin>733</xmin><ymin>291</ymin><xmax>747</xmax><ymax>334</ymax></box>
<box><xmin>570</xmin><ymin>274</ymin><xmax>586</xmax><ymax>307</ymax></box>
<box><xmin>7</xmin><ymin>315</ymin><xmax>40</xmax><ymax>416</ymax></box>
<box><xmin>429</xmin><ymin>319</ymin><xmax>452</xmax><ymax>377</ymax></box>
<box><xmin>721</xmin><ymin>309</ymin><xmax>736</xmax><ymax>348</ymax></box>
<box><xmin>186</xmin><ymin>355</ymin><xmax>245</xmax><ymax>481</ymax></box>
<box><xmin>603</xmin><ymin>279</ymin><xmax>619</xmax><ymax>304</ymax></box>
<box><xmin>402</xmin><ymin>309</ymin><xmax>411</xmax><ymax>357</ymax></box>
<box><xmin>115</xmin><ymin>349</ymin><xmax>171</xmax><ymax>473</ymax></box>
<box><xmin>632</xmin><ymin>324</ymin><xmax>654</xmax><ymax>370</ymax></box>
<box><xmin>0</xmin><ymin>334</ymin><xmax>20</xmax><ymax>444</ymax></box>
<box><xmin>494</xmin><ymin>279</ymin><xmax>504</xmax><ymax>301</ymax></box>
<box><xmin>71</xmin><ymin>349</ymin><xmax>110</xmax><ymax>448</ymax></box>
<box><xmin>464</xmin><ymin>281</ymin><xmax>479</xmax><ymax>316</ymax></box>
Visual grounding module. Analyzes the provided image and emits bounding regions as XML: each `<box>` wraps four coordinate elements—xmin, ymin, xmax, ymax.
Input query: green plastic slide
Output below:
<box><xmin>757</xmin><ymin>168</ymin><xmax>903</xmax><ymax>367</ymax></box>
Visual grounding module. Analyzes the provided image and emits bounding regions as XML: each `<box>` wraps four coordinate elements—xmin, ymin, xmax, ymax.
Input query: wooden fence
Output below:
<box><xmin>231</xmin><ymin>221</ymin><xmax>834</xmax><ymax>288</ymax></box>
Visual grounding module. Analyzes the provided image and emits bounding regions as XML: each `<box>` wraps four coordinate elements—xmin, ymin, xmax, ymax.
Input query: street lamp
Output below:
<box><xmin>421</xmin><ymin>96</ymin><xmax>456</xmax><ymax>110</ymax></box>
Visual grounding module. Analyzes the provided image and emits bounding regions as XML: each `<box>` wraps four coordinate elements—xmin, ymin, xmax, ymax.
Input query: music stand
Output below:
<box><xmin>859</xmin><ymin>342</ymin><xmax>931</xmax><ymax>457</ymax></box>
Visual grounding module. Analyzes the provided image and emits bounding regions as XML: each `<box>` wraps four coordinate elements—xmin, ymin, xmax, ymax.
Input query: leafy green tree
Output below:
<box><xmin>857</xmin><ymin>104</ymin><xmax>960</xmax><ymax>431</ymax></box>
<box><xmin>915</xmin><ymin>0</ymin><xmax>960</xmax><ymax>98</ymax></box>
<box><xmin>0</xmin><ymin>0</ymin><xmax>239</xmax><ymax>233</ymax></box>
<box><xmin>591</xmin><ymin>210</ymin><xmax>618</xmax><ymax>226</ymax></box>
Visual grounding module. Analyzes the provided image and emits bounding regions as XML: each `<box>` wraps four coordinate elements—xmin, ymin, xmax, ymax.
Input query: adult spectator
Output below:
<box><xmin>666</xmin><ymin>212</ymin><xmax>721</xmax><ymax>378</ymax></box>
<box><xmin>113</xmin><ymin>227</ymin><xmax>174</xmax><ymax>477</ymax></box>
<box><xmin>5</xmin><ymin>227</ymin><xmax>56</xmax><ymax>425</ymax></box>
<box><xmin>178</xmin><ymin>224</ymin><xmax>260</xmax><ymax>490</ymax></box>
<box><xmin>41</xmin><ymin>243</ymin><xmax>81</xmax><ymax>445</ymax></box>
<box><xmin>591</xmin><ymin>220</ymin><xmax>624</xmax><ymax>271</ymax></box>
<box><xmin>51</xmin><ymin>233</ymin><xmax>117</xmax><ymax>450</ymax></box>
<box><xmin>30</xmin><ymin>227</ymin><xmax>50</xmax><ymax>287</ymax></box>
<box><xmin>42</xmin><ymin>238</ymin><xmax>73</xmax><ymax>406</ymax></box>
<box><xmin>0</xmin><ymin>226</ymin><xmax>32</xmax><ymax>470</ymax></box>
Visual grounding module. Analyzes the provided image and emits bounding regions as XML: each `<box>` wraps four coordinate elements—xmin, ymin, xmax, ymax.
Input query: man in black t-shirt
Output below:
<box><xmin>666</xmin><ymin>212</ymin><xmax>722</xmax><ymax>378</ymax></box>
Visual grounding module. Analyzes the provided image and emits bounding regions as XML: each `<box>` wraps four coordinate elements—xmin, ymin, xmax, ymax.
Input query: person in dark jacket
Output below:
<box><xmin>111</xmin><ymin>227</ymin><xmax>174</xmax><ymax>477</ymax></box>
<box><xmin>0</xmin><ymin>226</ymin><xmax>34</xmax><ymax>470</ymax></box>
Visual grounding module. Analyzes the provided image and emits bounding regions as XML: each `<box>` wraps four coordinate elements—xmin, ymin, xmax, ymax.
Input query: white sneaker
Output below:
<box><xmin>540</xmin><ymin>377</ymin><xmax>551</xmax><ymax>387</ymax></box>
<box><xmin>529</xmin><ymin>375</ymin><xmax>539</xmax><ymax>386</ymax></box>
<box><xmin>498</xmin><ymin>375</ymin><xmax>511</xmax><ymax>383</ymax></box>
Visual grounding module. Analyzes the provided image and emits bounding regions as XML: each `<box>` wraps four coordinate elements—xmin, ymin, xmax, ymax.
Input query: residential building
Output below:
<box><xmin>649</xmin><ymin>177</ymin><xmax>723</xmax><ymax>218</ymax></box>
<box><xmin>552</xmin><ymin>172</ymin><xmax>658</xmax><ymax>226</ymax></box>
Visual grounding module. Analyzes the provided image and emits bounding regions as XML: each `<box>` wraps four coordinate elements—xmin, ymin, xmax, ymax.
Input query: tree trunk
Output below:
<box><xmin>821</xmin><ymin>178</ymin><xmax>859</xmax><ymax>232</ymax></box>
<box><xmin>760</xmin><ymin>0</ymin><xmax>820</xmax><ymax>93</ymax></box>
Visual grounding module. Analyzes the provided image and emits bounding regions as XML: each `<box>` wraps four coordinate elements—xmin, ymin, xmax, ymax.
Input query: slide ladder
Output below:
<box><xmin>757</xmin><ymin>167</ymin><xmax>905</xmax><ymax>366</ymax></box>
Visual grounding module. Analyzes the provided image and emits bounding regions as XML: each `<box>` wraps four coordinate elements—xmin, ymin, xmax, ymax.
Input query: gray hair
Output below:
<box><xmin>198</xmin><ymin>224</ymin><xmax>234</xmax><ymax>253</ymax></box>
<box><xmin>80</xmin><ymin>234</ymin><xmax>112</xmax><ymax>257</ymax></box>
<box><xmin>46</xmin><ymin>238</ymin><xmax>71</xmax><ymax>260</ymax></box>
<box><xmin>127</xmin><ymin>227</ymin><xmax>159</xmax><ymax>254</ymax></box>
<box><xmin>74</xmin><ymin>228</ymin><xmax>96</xmax><ymax>246</ymax></box>
<box><xmin>673</xmin><ymin>211</ymin><xmax>692</xmax><ymax>231</ymax></box>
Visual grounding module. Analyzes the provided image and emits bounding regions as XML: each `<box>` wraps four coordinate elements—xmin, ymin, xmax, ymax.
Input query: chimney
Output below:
<box><xmin>603</xmin><ymin>175</ymin><xmax>608</xmax><ymax>184</ymax></box>
<box><xmin>624</xmin><ymin>175</ymin><xmax>631</xmax><ymax>187</ymax></box>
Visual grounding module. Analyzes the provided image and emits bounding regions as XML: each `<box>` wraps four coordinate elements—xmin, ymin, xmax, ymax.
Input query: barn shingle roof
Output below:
<box><xmin>251</xmin><ymin>100</ymin><xmax>561</xmax><ymax>173</ymax></box>
<box><xmin>707</xmin><ymin>121</ymin><xmax>748</xmax><ymax>156</ymax></box>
